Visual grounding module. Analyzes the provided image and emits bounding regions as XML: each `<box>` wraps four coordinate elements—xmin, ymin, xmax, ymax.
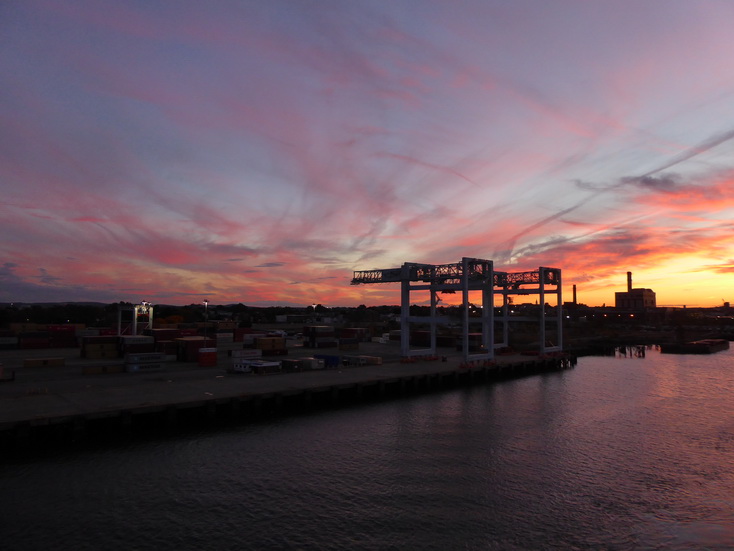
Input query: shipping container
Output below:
<box><xmin>174</xmin><ymin>336</ymin><xmax>215</xmax><ymax>362</ymax></box>
<box><xmin>313</xmin><ymin>354</ymin><xmax>340</xmax><ymax>368</ymax></box>
<box><xmin>215</xmin><ymin>333</ymin><xmax>234</xmax><ymax>344</ymax></box>
<box><xmin>126</xmin><ymin>363</ymin><xmax>164</xmax><ymax>373</ymax></box>
<box><xmin>301</xmin><ymin>357</ymin><xmax>325</xmax><ymax>369</ymax></box>
<box><xmin>48</xmin><ymin>336</ymin><xmax>79</xmax><ymax>348</ymax></box>
<box><xmin>198</xmin><ymin>347</ymin><xmax>218</xmax><ymax>367</ymax></box>
<box><xmin>23</xmin><ymin>357</ymin><xmax>65</xmax><ymax>368</ymax></box>
<box><xmin>230</xmin><ymin>348</ymin><xmax>263</xmax><ymax>359</ymax></box>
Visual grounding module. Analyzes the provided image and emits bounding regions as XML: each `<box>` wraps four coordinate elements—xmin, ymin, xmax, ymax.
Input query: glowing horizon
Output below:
<box><xmin>2</xmin><ymin>1</ymin><xmax>733</xmax><ymax>308</ymax></box>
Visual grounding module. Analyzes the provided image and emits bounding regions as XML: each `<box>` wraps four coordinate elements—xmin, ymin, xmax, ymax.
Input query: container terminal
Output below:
<box><xmin>0</xmin><ymin>258</ymin><xmax>575</xmax><ymax>448</ymax></box>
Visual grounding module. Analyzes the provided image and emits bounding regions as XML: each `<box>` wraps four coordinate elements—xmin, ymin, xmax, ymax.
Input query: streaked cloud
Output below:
<box><xmin>1</xmin><ymin>1</ymin><xmax>733</xmax><ymax>307</ymax></box>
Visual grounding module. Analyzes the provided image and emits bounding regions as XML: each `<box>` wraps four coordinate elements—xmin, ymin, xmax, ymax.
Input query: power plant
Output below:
<box><xmin>614</xmin><ymin>271</ymin><xmax>656</xmax><ymax>310</ymax></box>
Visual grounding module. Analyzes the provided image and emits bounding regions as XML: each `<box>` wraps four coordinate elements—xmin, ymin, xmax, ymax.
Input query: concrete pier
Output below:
<box><xmin>0</xmin><ymin>344</ymin><xmax>574</xmax><ymax>450</ymax></box>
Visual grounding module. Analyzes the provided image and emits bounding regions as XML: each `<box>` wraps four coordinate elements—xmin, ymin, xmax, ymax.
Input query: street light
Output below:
<box><xmin>203</xmin><ymin>300</ymin><xmax>208</xmax><ymax>340</ymax></box>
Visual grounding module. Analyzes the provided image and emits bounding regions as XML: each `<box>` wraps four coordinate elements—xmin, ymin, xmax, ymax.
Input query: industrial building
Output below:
<box><xmin>615</xmin><ymin>272</ymin><xmax>656</xmax><ymax>310</ymax></box>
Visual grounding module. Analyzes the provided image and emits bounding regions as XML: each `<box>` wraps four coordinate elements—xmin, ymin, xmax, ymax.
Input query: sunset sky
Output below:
<box><xmin>2</xmin><ymin>1</ymin><xmax>733</xmax><ymax>308</ymax></box>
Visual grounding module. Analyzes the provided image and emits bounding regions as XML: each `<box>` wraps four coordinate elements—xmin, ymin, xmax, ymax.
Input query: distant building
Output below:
<box><xmin>615</xmin><ymin>272</ymin><xmax>656</xmax><ymax>310</ymax></box>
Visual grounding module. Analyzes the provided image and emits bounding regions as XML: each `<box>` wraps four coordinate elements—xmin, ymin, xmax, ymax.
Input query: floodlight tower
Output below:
<box><xmin>133</xmin><ymin>301</ymin><xmax>153</xmax><ymax>335</ymax></box>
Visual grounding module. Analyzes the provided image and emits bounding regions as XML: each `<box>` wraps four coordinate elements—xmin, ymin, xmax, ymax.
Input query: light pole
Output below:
<box><xmin>203</xmin><ymin>300</ymin><xmax>208</xmax><ymax>341</ymax></box>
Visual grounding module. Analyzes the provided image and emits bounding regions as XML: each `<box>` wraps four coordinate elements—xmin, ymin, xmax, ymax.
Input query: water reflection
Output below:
<box><xmin>1</xmin><ymin>348</ymin><xmax>733</xmax><ymax>550</ymax></box>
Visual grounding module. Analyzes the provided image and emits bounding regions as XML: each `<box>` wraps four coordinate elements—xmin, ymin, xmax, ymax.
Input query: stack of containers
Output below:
<box><xmin>47</xmin><ymin>325</ymin><xmax>80</xmax><ymax>348</ymax></box>
<box><xmin>0</xmin><ymin>330</ymin><xmax>18</xmax><ymax>350</ymax></box>
<box><xmin>198</xmin><ymin>322</ymin><xmax>214</xmax><ymax>336</ymax></box>
<box><xmin>215</xmin><ymin>333</ymin><xmax>245</xmax><ymax>358</ymax></box>
<box><xmin>230</xmin><ymin>348</ymin><xmax>262</xmax><ymax>372</ymax></box>
<box><xmin>237</xmin><ymin>332</ymin><xmax>252</xmax><ymax>346</ymax></box>
<box><xmin>215</xmin><ymin>332</ymin><xmax>234</xmax><ymax>345</ymax></box>
<box><xmin>77</xmin><ymin>328</ymin><xmax>100</xmax><ymax>338</ymax></box>
<box><xmin>233</xmin><ymin>327</ymin><xmax>255</xmax><ymax>342</ymax></box>
<box><xmin>303</xmin><ymin>326</ymin><xmax>338</xmax><ymax>348</ymax></box>
<box><xmin>215</xmin><ymin>321</ymin><xmax>237</xmax><ymax>331</ymax></box>
<box><xmin>18</xmin><ymin>330</ymin><xmax>51</xmax><ymax>349</ymax></box>
<box><xmin>175</xmin><ymin>336</ymin><xmax>215</xmax><ymax>362</ymax></box>
<box><xmin>340</xmin><ymin>328</ymin><xmax>370</xmax><ymax>341</ymax></box>
<box><xmin>155</xmin><ymin>341</ymin><xmax>177</xmax><ymax>356</ymax></box>
<box><xmin>125</xmin><ymin>352</ymin><xmax>164</xmax><ymax>373</ymax></box>
<box><xmin>119</xmin><ymin>335</ymin><xmax>155</xmax><ymax>356</ymax></box>
<box><xmin>254</xmin><ymin>336</ymin><xmax>287</xmax><ymax>355</ymax></box>
<box><xmin>10</xmin><ymin>322</ymin><xmax>39</xmax><ymax>334</ymax></box>
<box><xmin>81</xmin><ymin>335</ymin><xmax>120</xmax><ymax>359</ymax></box>
<box><xmin>146</xmin><ymin>328</ymin><xmax>181</xmax><ymax>341</ymax></box>
<box><xmin>240</xmin><ymin>332</ymin><xmax>267</xmax><ymax>347</ymax></box>
<box><xmin>146</xmin><ymin>328</ymin><xmax>181</xmax><ymax>356</ymax></box>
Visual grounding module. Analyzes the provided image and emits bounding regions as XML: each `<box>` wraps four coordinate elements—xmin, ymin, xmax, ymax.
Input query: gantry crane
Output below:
<box><xmin>352</xmin><ymin>257</ymin><xmax>562</xmax><ymax>361</ymax></box>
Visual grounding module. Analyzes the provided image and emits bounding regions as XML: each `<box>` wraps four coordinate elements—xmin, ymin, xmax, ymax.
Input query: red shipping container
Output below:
<box><xmin>19</xmin><ymin>338</ymin><xmax>51</xmax><ymax>349</ymax></box>
<box><xmin>198</xmin><ymin>348</ymin><xmax>218</xmax><ymax>367</ymax></box>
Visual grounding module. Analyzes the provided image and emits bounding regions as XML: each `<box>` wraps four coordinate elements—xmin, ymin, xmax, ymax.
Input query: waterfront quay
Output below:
<box><xmin>0</xmin><ymin>341</ymin><xmax>574</xmax><ymax>449</ymax></box>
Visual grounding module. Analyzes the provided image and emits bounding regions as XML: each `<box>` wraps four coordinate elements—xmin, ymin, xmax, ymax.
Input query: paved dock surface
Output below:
<box><xmin>0</xmin><ymin>342</ymin><xmax>567</xmax><ymax>443</ymax></box>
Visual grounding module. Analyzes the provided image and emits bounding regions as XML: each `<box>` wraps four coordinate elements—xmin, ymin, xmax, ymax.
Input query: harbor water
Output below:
<box><xmin>2</xmin><ymin>347</ymin><xmax>734</xmax><ymax>550</ymax></box>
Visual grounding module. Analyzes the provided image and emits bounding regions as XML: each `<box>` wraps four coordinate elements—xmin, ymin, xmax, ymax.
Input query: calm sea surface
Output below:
<box><xmin>2</xmin><ymin>347</ymin><xmax>734</xmax><ymax>550</ymax></box>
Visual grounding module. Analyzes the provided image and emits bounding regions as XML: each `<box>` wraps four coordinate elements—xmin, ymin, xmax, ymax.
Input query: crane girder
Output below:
<box><xmin>352</xmin><ymin>259</ymin><xmax>560</xmax><ymax>288</ymax></box>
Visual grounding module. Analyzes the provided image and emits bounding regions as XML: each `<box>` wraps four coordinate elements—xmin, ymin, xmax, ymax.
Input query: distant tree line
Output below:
<box><xmin>0</xmin><ymin>302</ymin><xmax>404</xmax><ymax>328</ymax></box>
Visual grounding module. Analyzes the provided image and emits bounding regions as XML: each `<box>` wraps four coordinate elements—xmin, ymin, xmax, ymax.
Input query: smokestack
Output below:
<box><xmin>572</xmin><ymin>284</ymin><xmax>577</xmax><ymax>304</ymax></box>
<box><xmin>627</xmin><ymin>271</ymin><xmax>632</xmax><ymax>292</ymax></box>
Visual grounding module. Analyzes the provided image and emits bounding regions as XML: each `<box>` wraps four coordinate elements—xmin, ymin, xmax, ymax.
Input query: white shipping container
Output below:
<box><xmin>125</xmin><ymin>352</ymin><xmax>164</xmax><ymax>364</ymax></box>
<box><xmin>231</xmin><ymin>360</ymin><xmax>281</xmax><ymax>373</ymax></box>
<box><xmin>301</xmin><ymin>357</ymin><xmax>325</xmax><ymax>369</ymax></box>
<box><xmin>120</xmin><ymin>335</ymin><xmax>154</xmax><ymax>345</ymax></box>
<box><xmin>231</xmin><ymin>361</ymin><xmax>253</xmax><ymax>373</ymax></box>
<box><xmin>231</xmin><ymin>348</ymin><xmax>263</xmax><ymax>359</ymax></box>
<box><xmin>126</xmin><ymin>363</ymin><xmax>164</xmax><ymax>373</ymax></box>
